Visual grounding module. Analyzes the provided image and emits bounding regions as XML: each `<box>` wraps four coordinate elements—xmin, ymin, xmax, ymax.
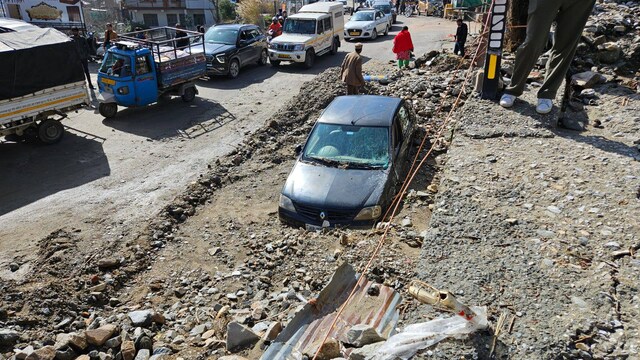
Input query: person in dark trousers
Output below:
<box><xmin>340</xmin><ymin>43</ymin><xmax>365</xmax><ymax>95</ymax></box>
<box><xmin>453</xmin><ymin>18</ymin><xmax>467</xmax><ymax>57</ymax></box>
<box><xmin>174</xmin><ymin>23</ymin><xmax>190</xmax><ymax>49</ymax></box>
<box><xmin>71</xmin><ymin>28</ymin><xmax>95</xmax><ymax>90</ymax></box>
<box><xmin>500</xmin><ymin>0</ymin><xmax>596</xmax><ymax>114</ymax></box>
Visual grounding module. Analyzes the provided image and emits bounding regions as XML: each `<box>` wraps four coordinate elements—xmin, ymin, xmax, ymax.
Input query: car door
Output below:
<box><xmin>236</xmin><ymin>28</ymin><xmax>254</xmax><ymax>65</ymax></box>
<box><xmin>251</xmin><ymin>28</ymin><xmax>266</xmax><ymax>57</ymax></box>
<box><xmin>375</xmin><ymin>11</ymin><xmax>386</xmax><ymax>32</ymax></box>
<box><xmin>133</xmin><ymin>54</ymin><xmax>158</xmax><ymax>106</ymax></box>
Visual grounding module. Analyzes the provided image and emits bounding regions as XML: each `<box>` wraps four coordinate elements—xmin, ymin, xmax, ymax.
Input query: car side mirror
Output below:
<box><xmin>294</xmin><ymin>144</ymin><xmax>303</xmax><ymax>155</ymax></box>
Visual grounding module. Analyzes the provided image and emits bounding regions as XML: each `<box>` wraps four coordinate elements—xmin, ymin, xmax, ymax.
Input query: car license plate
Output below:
<box><xmin>101</xmin><ymin>77</ymin><xmax>115</xmax><ymax>85</ymax></box>
<box><xmin>349</xmin><ymin>31</ymin><xmax>361</xmax><ymax>36</ymax></box>
<box><xmin>278</xmin><ymin>54</ymin><xmax>291</xmax><ymax>59</ymax></box>
<box><xmin>305</xmin><ymin>224</ymin><xmax>322</xmax><ymax>231</ymax></box>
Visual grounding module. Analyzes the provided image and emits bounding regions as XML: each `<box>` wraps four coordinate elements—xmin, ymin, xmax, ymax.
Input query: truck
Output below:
<box><xmin>268</xmin><ymin>2</ymin><xmax>344</xmax><ymax>68</ymax></box>
<box><xmin>0</xmin><ymin>19</ymin><xmax>90</xmax><ymax>144</ymax></box>
<box><xmin>96</xmin><ymin>27</ymin><xmax>207</xmax><ymax>119</ymax></box>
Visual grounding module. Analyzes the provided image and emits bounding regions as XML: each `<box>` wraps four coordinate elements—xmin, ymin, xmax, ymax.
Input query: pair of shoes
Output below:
<box><xmin>536</xmin><ymin>98</ymin><xmax>553</xmax><ymax>114</ymax></box>
<box><xmin>499</xmin><ymin>94</ymin><xmax>516</xmax><ymax>108</ymax></box>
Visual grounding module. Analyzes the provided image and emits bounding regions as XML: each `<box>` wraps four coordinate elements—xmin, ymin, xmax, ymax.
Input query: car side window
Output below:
<box><xmin>135</xmin><ymin>55</ymin><xmax>151</xmax><ymax>75</ymax></box>
<box><xmin>323</xmin><ymin>17</ymin><xmax>332</xmax><ymax>31</ymax></box>
<box><xmin>317</xmin><ymin>20</ymin><xmax>324</xmax><ymax>34</ymax></box>
<box><xmin>249</xmin><ymin>29</ymin><xmax>261</xmax><ymax>38</ymax></box>
<box><xmin>240</xmin><ymin>30</ymin><xmax>252</xmax><ymax>41</ymax></box>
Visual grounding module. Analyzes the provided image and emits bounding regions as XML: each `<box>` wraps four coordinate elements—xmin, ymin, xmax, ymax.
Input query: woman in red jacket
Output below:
<box><xmin>393</xmin><ymin>26</ymin><xmax>414</xmax><ymax>69</ymax></box>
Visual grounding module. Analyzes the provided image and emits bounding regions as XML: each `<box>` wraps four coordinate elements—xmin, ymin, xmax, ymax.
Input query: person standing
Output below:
<box><xmin>174</xmin><ymin>23</ymin><xmax>190</xmax><ymax>49</ymax></box>
<box><xmin>341</xmin><ymin>43</ymin><xmax>365</xmax><ymax>95</ymax></box>
<box><xmin>453</xmin><ymin>18</ymin><xmax>467</xmax><ymax>57</ymax></box>
<box><xmin>104</xmin><ymin>23</ymin><xmax>117</xmax><ymax>50</ymax></box>
<box><xmin>71</xmin><ymin>28</ymin><xmax>95</xmax><ymax>90</ymax></box>
<box><xmin>393</xmin><ymin>26</ymin><xmax>413</xmax><ymax>69</ymax></box>
<box><xmin>499</xmin><ymin>0</ymin><xmax>596</xmax><ymax>114</ymax></box>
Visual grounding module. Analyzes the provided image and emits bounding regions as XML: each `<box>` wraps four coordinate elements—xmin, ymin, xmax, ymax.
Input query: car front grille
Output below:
<box><xmin>272</xmin><ymin>43</ymin><xmax>296</xmax><ymax>51</ymax></box>
<box><xmin>293</xmin><ymin>202</ymin><xmax>358</xmax><ymax>222</ymax></box>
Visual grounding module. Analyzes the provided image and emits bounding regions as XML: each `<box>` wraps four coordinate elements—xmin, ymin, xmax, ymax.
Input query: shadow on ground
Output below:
<box><xmin>0</xmin><ymin>132</ymin><xmax>110</xmax><ymax>216</ymax></box>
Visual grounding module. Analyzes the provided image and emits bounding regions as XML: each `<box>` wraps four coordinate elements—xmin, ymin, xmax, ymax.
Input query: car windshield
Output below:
<box><xmin>99</xmin><ymin>52</ymin><xmax>132</xmax><ymax>77</ymax></box>
<box><xmin>205</xmin><ymin>28</ymin><xmax>238</xmax><ymax>45</ymax></box>
<box><xmin>284</xmin><ymin>19</ymin><xmax>316</xmax><ymax>34</ymax></box>
<box><xmin>353</xmin><ymin>11</ymin><xmax>374</xmax><ymax>21</ymax></box>
<box><xmin>303</xmin><ymin>123</ymin><xmax>390</xmax><ymax>169</ymax></box>
<box><xmin>374</xmin><ymin>4</ymin><xmax>391</xmax><ymax>13</ymax></box>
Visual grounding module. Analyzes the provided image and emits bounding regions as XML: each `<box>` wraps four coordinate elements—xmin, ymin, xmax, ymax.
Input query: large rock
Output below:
<box><xmin>218</xmin><ymin>356</ymin><xmax>249</xmax><ymax>360</ymax></box>
<box><xmin>262</xmin><ymin>322</ymin><xmax>282</xmax><ymax>341</ymax></box>
<box><xmin>24</xmin><ymin>345</ymin><xmax>56</xmax><ymax>360</ymax></box>
<box><xmin>14</xmin><ymin>345</ymin><xmax>34</xmax><ymax>360</ymax></box>
<box><xmin>345</xmin><ymin>324</ymin><xmax>385</xmax><ymax>347</ymax></box>
<box><xmin>349</xmin><ymin>342</ymin><xmax>384</xmax><ymax>360</ymax></box>
<box><xmin>306</xmin><ymin>338</ymin><xmax>341</xmax><ymax>360</ymax></box>
<box><xmin>120</xmin><ymin>340</ymin><xmax>136</xmax><ymax>360</ymax></box>
<box><xmin>571</xmin><ymin>71</ymin><xmax>605</xmax><ymax>88</ymax></box>
<box><xmin>85</xmin><ymin>324</ymin><xmax>117</xmax><ymax>346</ymax></box>
<box><xmin>0</xmin><ymin>329</ymin><xmax>20</xmax><ymax>347</ymax></box>
<box><xmin>128</xmin><ymin>310</ymin><xmax>153</xmax><ymax>327</ymax></box>
<box><xmin>54</xmin><ymin>332</ymin><xmax>87</xmax><ymax>350</ymax></box>
<box><xmin>225</xmin><ymin>322</ymin><xmax>260</xmax><ymax>352</ymax></box>
<box><xmin>597</xmin><ymin>42</ymin><xmax>621</xmax><ymax>64</ymax></box>
<box><xmin>134</xmin><ymin>349</ymin><xmax>150</xmax><ymax>360</ymax></box>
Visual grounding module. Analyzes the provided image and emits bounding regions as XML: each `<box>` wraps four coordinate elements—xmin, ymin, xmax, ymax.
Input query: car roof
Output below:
<box><xmin>212</xmin><ymin>24</ymin><xmax>254</xmax><ymax>30</ymax></box>
<box><xmin>318</xmin><ymin>96</ymin><xmax>402</xmax><ymax>127</ymax></box>
<box><xmin>290</xmin><ymin>12</ymin><xmax>328</xmax><ymax>19</ymax></box>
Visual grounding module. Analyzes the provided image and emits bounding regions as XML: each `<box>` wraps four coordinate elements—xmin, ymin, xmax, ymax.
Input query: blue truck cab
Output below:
<box><xmin>97</xmin><ymin>27</ymin><xmax>206</xmax><ymax>118</ymax></box>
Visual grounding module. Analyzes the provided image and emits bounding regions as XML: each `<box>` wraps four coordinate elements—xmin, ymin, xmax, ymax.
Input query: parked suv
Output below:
<box><xmin>200</xmin><ymin>24</ymin><xmax>268</xmax><ymax>78</ymax></box>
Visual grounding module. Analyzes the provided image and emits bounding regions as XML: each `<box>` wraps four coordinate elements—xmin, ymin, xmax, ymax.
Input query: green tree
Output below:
<box><xmin>219</xmin><ymin>0</ymin><xmax>237</xmax><ymax>22</ymax></box>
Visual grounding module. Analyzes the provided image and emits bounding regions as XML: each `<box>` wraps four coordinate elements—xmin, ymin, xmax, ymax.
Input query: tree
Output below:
<box><xmin>237</xmin><ymin>0</ymin><xmax>271</xmax><ymax>27</ymax></box>
<box><xmin>505</xmin><ymin>0</ymin><xmax>528</xmax><ymax>52</ymax></box>
<box><xmin>219</xmin><ymin>0</ymin><xmax>237</xmax><ymax>22</ymax></box>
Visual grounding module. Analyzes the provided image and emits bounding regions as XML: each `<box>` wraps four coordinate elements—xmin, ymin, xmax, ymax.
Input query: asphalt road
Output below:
<box><xmin>0</xmin><ymin>15</ymin><xmax>456</xmax><ymax>279</ymax></box>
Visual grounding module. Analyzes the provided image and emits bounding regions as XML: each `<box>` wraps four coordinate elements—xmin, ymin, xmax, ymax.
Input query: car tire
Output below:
<box><xmin>270</xmin><ymin>59</ymin><xmax>281</xmax><ymax>67</ymax></box>
<box><xmin>330</xmin><ymin>38</ymin><xmax>338</xmax><ymax>55</ymax></box>
<box><xmin>37</xmin><ymin>119</ymin><xmax>64</xmax><ymax>144</ymax></box>
<box><xmin>304</xmin><ymin>49</ymin><xmax>315</xmax><ymax>69</ymax></box>
<box><xmin>371</xmin><ymin>29</ymin><xmax>377</xmax><ymax>40</ymax></box>
<box><xmin>99</xmin><ymin>102</ymin><xmax>117</xmax><ymax>119</ymax></box>
<box><xmin>417</xmin><ymin>8</ymin><xmax>421</xmax><ymax>16</ymax></box>
<box><xmin>384</xmin><ymin>25</ymin><xmax>389</xmax><ymax>36</ymax></box>
<box><xmin>258</xmin><ymin>49</ymin><xmax>268</xmax><ymax>65</ymax></box>
<box><xmin>181</xmin><ymin>86</ymin><xmax>196</xmax><ymax>102</ymax></box>
<box><xmin>228</xmin><ymin>58</ymin><xmax>240</xmax><ymax>79</ymax></box>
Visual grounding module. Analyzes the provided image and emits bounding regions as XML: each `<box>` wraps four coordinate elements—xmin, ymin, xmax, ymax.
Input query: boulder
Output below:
<box><xmin>134</xmin><ymin>349</ymin><xmax>150</xmax><ymax>360</ymax></box>
<box><xmin>0</xmin><ymin>329</ymin><xmax>20</xmax><ymax>347</ymax></box>
<box><xmin>85</xmin><ymin>324</ymin><xmax>117</xmax><ymax>346</ymax></box>
<box><xmin>225</xmin><ymin>322</ymin><xmax>260</xmax><ymax>352</ymax></box>
<box><xmin>128</xmin><ymin>310</ymin><xmax>152</xmax><ymax>327</ymax></box>
<box><xmin>349</xmin><ymin>342</ymin><xmax>384</xmax><ymax>360</ymax></box>
<box><xmin>54</xmin><ymin>333</ymin><xmax>87</xmax><ymax>350</ymax></box>
<box><xmin>24</xmin><ymin>345</ymin><xmax>56</xmax><ymax>360</ymax></box>
<box><xmin>120</xmin><ymin>340</ymin><xmax>136</xmax><ymax>360</ymax></box>
<box><xmin>345</xmin><ymin>324</ymin><xmax>385</xmax><ymax>347</ymax></box>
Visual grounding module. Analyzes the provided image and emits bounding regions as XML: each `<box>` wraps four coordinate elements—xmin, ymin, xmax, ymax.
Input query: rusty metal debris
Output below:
<box><xmin>260</xmin><ymin>262</ymin><xmax>401</xmax><ymax>360</ymax></box>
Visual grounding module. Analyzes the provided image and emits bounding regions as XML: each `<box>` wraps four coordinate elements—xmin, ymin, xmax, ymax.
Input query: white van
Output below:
<box><xmin>268</xmin><ymin>2</ymin><xmax>345</xmax><ymax>68</ymax></box>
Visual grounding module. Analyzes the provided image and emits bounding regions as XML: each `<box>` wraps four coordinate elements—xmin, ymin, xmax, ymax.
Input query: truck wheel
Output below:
<box><xmin>38</xmin><ymin>119</ymin><xmax>64</xmax><ymax>144</ymax></box>
<box><xmin>304</xmin><ymin>50</ymin><xmax>315</xmax><ymax>69</ymax></box>
<box><xmin>270</xmin><ymin>59</ymin><xmax>281</xmax><ymax>67</ymax></box>
<box><xmin>228</xmin><ymin>59</ymin><xmax>240</xmax><ymax>79</ymax></box>
<box><xmin>258</xmin><ymin>49</ymin><xmax>268</xmax><ymax>65</ymax></box>
<box><xmin>99</xmin><ymin>103</ymin><xmax>118</xmax><ymax>119</ymax></box>
<box><xmin>182</xmin><ymin>87</ymin><xmax>197</xmax><ymax>102</ymax></box>
<box><xmin>330</xmin><ymin>38</ymin><xmax>339</xmax><ymax>55</ymax></box>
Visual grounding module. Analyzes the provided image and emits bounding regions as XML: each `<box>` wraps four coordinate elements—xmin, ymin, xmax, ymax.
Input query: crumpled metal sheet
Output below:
<box><xmin>261</xmin><ymin>262</ymin><xmax>401</xmax><ymax>360</ymax></box>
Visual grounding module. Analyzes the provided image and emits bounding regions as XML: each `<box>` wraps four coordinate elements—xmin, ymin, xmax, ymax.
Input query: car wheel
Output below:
<box><xmin>228</xmin><ymin>59</ymin><xmax>240</xmax><ymax>79</ymax></box>
<box><xmin>181</xmin><ymin>86</ymin><xmax>196</xmax><ymax>102</ymax></box>
<box><xmin>99</xmin><ymin>102</ymin><xmax>117</xmax><ymax>119</ymax></box>
<box><xmin>417</xmin><ymin>8</ymin><xmax>421</xmax><ymax>16</ymax></box>
<box><xmin>371</xmin><ymin>29</ymin><xmax>377</xmax><ymax>40</ymax></box>
<box><xmin>37</xmin><ymin>119</ymin><xmax>64</xmax><ymax>144</ymax></box>
<box><xmin>384</xmin><ymin>25</ymin><xmax>389</xmax><ymax>36</ymax></box>
<box><xmin>330</xmin><ymin>38</ymin><xmax>338</xmax><ymax>55</ymax></box>
<box><xmin>270</xmin><ymin>59</ymin><xmax>281</xmax><ymax>67</ymax></box>
<box><xmin>258</xmin><ymin>49</ymin><xmax>268</xmax><ymax>65</ymax></box>
<box><xmin>304</xmin><ymin>49</ymin><xmax>315</xmax><ymax>69</ymax></box>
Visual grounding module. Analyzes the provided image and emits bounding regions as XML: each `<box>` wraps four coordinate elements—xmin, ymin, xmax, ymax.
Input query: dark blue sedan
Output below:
<box><xmin>279</xmin><ymin>95</ymin><xmax>416</xmax><ymax>229</ymax></box>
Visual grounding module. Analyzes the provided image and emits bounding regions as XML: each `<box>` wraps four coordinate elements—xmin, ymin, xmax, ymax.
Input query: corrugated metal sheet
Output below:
<box><xmin>261</xmin><ymin>262</ymin><xmax>401</xmax><ymax>360</ymax></box>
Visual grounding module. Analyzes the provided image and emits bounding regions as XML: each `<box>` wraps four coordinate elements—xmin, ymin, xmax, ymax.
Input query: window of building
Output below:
<box><xmin>166</xmin><ymin>13</ymin><xmax>178</xmax><ymax>26</ymax></box>
<box><xmin>143</xmin><ymin>13</ymin><xmax>159</xmax><ymax>27</ymax></box>
<box><xmin>67</xmin><ymin>6</ymin><xmax>81</xmax><ymax>22</ymax></box>
<box><xmin>193</xmin><ymin>14</ymin><xmax>205</xmax><ymax>26</ymax></box>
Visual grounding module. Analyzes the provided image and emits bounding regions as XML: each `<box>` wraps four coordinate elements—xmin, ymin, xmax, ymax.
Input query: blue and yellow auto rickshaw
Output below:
<box><xmin>97</xmin><ymin>27</ymin><xmax>206</xmax><ymax>118</ymax></box>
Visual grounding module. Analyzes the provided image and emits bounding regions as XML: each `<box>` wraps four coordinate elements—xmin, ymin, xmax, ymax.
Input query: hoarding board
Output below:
<box><xmin>2</xmin><ymin>0</ymin><xmax>85</xmax><ymax>29</ymax></box>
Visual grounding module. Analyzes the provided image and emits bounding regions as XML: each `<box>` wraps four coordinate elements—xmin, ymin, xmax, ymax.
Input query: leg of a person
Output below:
<box><xmin>537</xmin><ymin>0</ymin><xmax>595</xmax><ymax>99</ymax></box>
<box><xmin>460</xmin><ymin>41</ymin><xmax>465</xmax><ymax>57</ymax></box>
<box><xmin>347</xmin><ymin>85</ymin><xmax>357</xmax><ymax>95</ymax></box>
<box><xmin>398</xmin><ymin>59</ymin><xmax>403</xmax><ymax>68</ymax></box>
<box><xmin>454</xmin><ymin>41</ymin><xmax>460</xmax><ymax>55</ymax></box>
<box><xmin>504</xmin><ymin>0</ymin><xmax>560</xmax><ymax>97</ymax></box>
<box><xmin>403</xmin><ymin>59</ymin><xmax>410</xmax><ymax>67</ymax></box>
<box><xmin>81</xmin><ymin>60</ymin><xmax>92</xmax><ymax>85</ymax></box>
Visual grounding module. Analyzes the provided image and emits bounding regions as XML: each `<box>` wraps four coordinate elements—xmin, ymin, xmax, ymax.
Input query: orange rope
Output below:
<box><xmin>311</xmin><ymin>2</ymin><xmax>497</xmax><ymax>358</ymax></box>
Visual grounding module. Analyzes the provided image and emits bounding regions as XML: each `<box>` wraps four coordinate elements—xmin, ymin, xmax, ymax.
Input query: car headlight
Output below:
<box><xmin>279</xmin><ymin>194</ymin><xmax>296</xmax><ymax>212</ymax></box>
<box><xmin>293</xmin><ymin>44</ymin><xmax>305</xmax><ymax>51</ymax></box>
<box><xmin>215</xmin><ymin>54</ymin><xmax>226</xmax><ymax>63</ymax></box>
<box><xmin>117</xmin><ymin>86</ymin><xmax>129</xmax><ymax>95</ymax></box>
<box><xmin>354</xmin><ymin>205</ymin><xmax>382</xmax><ymax>221</ymax></box>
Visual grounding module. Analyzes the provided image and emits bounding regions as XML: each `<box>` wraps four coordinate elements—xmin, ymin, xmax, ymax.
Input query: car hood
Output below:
<box><xmin>282</xmin><ymin>160</ymin><xmax>387</xmax><ymax>209</ymax></box>
<box><xmin>203</xmin><ymin>42</ymin><xmax>236</xmax><ymax>55</ymax></box>
<box><xmin>345</xmin><ymin>20</ymin><xmax>375</xmax><ymax>29</ymax></box>
<box><xmin>271</xmin><ymin>33</ymin><xmax>314</xmax><ymax>44</ymax></box>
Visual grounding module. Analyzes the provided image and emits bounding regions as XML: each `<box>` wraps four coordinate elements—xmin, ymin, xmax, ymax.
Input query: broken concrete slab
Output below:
<box><xmin>345</xmin><ymin>324</ymin><xmax>385</xmax><ymax>347</ymax></box>
<box><xmin>226</xmin><ymin>322</ymin><xmax>260</xmax><ymax>352</ymax></box>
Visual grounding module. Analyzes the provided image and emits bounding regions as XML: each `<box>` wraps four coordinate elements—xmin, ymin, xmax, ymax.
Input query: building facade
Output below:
<box><xmin>124</xmin><ymin>0</ymin><xmax>216</xmax><ymax>29</ymax></box>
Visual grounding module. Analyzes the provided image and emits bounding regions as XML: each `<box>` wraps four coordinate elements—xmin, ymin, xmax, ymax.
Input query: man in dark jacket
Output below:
<box><xmin>174</xmin><ymin>23</ymin><xmax>190</xmax><ymax>49</ymax></box>
<box><xmin>340</xmin><ymin>43</ymin><xmax>365</xmax><ymax>95</ymax></box>
<box><xmin>71</xmin><ymin>28</ymin><xmax>95</xmax><ymax>90</ymax></box>
<box><xmin>453</xmin><ymin>18</ymin><xmax>467</xmax><ymax>57</ymax></box>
